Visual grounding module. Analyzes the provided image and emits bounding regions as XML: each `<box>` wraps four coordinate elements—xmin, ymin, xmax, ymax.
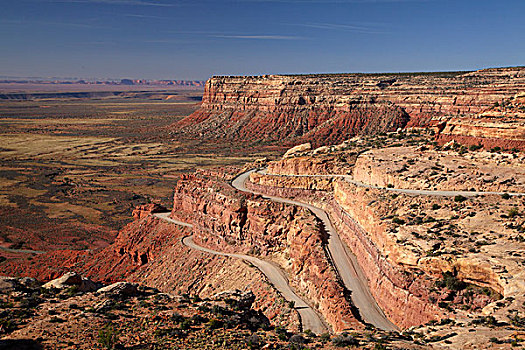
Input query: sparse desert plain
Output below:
<box><xmin>0</xmin><ymin>89</ymin><xmax>278</xmax><ymax>262</ymax></box>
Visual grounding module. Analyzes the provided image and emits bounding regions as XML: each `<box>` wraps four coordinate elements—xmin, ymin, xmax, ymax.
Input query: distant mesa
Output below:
<box><xmin>173</xmin><ymin>67</ymin><xmax>525</xmax><ymax>150</ymax></box>
<box><xmin>0</xmin><ymin>78</ymin><xmax>206</xmax><ymax>88</ymax></box>
<box><xmin>120</xmin><ymin>78</ymin><xmax>135</xmax><ymax>85</ymax></box>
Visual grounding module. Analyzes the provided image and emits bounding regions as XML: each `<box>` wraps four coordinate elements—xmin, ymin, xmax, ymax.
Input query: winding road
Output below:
<box><xmin>258</xmin><ymin>170</ymin><xmax>525</xmax><ymax>197</ymax></box>
<box><xmin>153</xmin><ymin>212</ymin><xmax>329</xmax><ymax>334</ymax></box>
<box><xmin>232</xmin><ymin>170</ymin><xmax>398</xmax><ymax>331</ymax></box>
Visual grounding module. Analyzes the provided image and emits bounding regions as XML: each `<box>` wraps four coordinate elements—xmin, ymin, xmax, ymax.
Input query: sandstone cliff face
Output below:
<box><xmin>330</xmin><ymin>181</ymin><xmax>443</xmax><ymax>328</ymax></box>
<box><xmin>253</xmin><ymin>139</ymin><xmax>525</xmax><ymax>328</ymax></box>
<box><xmin>174</xmin><ymin>68</ymin><xmax>525</xmax><ymax>147</ymax></box>
<box><xmin>248</xmin><ymin>172</ymin><xmax>441</xmax><ymax>328</ymax></box>
<box><xmin>436</xmin><ymin>116</ymin><xmax>525</xmax><ymax>151</ymax></box>
<box><xmin>171</xmin><ymin>173</ymin><xmax>361</xmax><ymax>332</ymax></box>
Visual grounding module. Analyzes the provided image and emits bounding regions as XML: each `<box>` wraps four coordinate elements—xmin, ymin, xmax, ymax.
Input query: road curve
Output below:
<box><xmin>258</xmin><ymin>170</ymin><xmax>525</xmax><ymax>197</ymax></box>
<box><xmin>232</xmin><ymin>170</ymin><xmax>398</xmax><ymax>331</ymax></box>
<box><xmin>153</xmin><ymin>212</ymin><xmax>328</xmax><ymax>334</ymax></box>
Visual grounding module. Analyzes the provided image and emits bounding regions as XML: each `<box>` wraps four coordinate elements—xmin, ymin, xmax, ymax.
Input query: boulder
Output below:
<box><xmin>0</xmin><ymin>277</ymin><xmax>20</xmax><ymax>292</ymax></box>
<box><xmin>97</xmin><ymin>282</ymin><xmax>138</xmax><ymax>296</ymax></box>
<box><xmin>132</xmin><ymin>203</ymin><xmax>167</xmax><ymax>220</ymax></box>
<box><xmin>42</xmin><ymin>272</ymin><xmax>97</xmax><ymax>292</ymax></box>
<box><xmin>283</xmin><ymin>143</ymin><xmax>311</xmax><ymax>158</ymax></box>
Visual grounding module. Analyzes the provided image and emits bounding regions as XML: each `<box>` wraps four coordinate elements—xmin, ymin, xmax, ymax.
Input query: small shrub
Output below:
<box><xmin>489</xmin><ymin>337</ymin><xmax>500</xmax><ymax>343</ymax></box>
<box><xmin>432</xmin><ymin>204</ymin><xmax>441</xmax><ymax>210</ymax></box>
<box><xmin>207</xmin><ymin>318</ymin><xmax>223</xmax><ymax>330</ymax></box>
<box><xmin>179</xmin><ymin>319</ymin><xmax>192</xmax><ymax>330</ymax></box>
<box><xmin>319</xmin><ymin>332</ymin><xmax>331</xmax><ymax>343</ymax></box>
<box><xmin>66</xmin><ymin>285</ymin><xmax>79</xmax><ymax>297</ymax></box>
<box><xmin>438</xmin><ymin>301</ymin><xmax>449</xmax><ymax>309</ymax></box>
<box><xmin>435</xmin><ymin>271</ymin><xmax>466</xmax><ymax>291</ymax></box>
<box><xmin>501</xmin><ymin>193</ymin><xmax>511</xmax><ymax>200</ymax></box>
<box><xmin>454</xmin><ymin>195</ymin><xmax>467</xmax><ymax>203</ymax></box>
<box><xmin>303</xmin><ymin>329</ymin><xmax>315</xmax><ymax>338</ymax></box>
<box><xmin>469</xmin><ymin>144</ymin><xmax>483</xmax><ymax>151</ymax></box>
<box><xmin>508</xmin><ymin>207</ymin><xmax>520</xmax><ymax>218</ymax></box>
<box><xmin>289</xmin><ymin>334</ymin><xmax>306</xmax><ymax>345</ymax></box>
<box><xmin>332</xmin><ymin>333</ymin><xmax>358</xmax><ymax>347</ymax></box>
<box><xmin>246</xmin><ymin>333</ymin><xmax>264</xmax><ymax>349</ymax></box>
<box><xmin>98</xmin><ymin>324</ymin><xmax>119</xmax><ymax>349</ymax></box>
<box><xmin>392</xmin><ymin>217</ymin><xmax>405</xmax><ymax>225</ymax></box>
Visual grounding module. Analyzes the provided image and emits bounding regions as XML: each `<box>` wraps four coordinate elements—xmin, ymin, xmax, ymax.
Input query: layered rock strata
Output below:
<box><xmin>171</xmin><ymin>172</ymin><xmax>362</xmax><ymax>332</ymax></box>
<box><xmin>1</xmin><ymin>214</ymin><xmax>300</xmax><ymax>331</ymax></box>
<box><xmin>247</xmin><ymin>173</ymin><xmax>441</xmax><ymax>328</ymax></box>
<box><xmin>174</xmin><ymin>68</ymin><xmax>525</xmax><ymax>147</ymax></box>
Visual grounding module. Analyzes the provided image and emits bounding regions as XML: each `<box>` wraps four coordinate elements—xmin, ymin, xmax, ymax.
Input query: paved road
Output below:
<box><xmin>153</xmin><ymin>212</ymin><xmax>328</xmax><ymax>334</ymax></box>
<box><xmin>153</xmin><ymin>212</ymin><xmax>193</xmax><ymax>228</ymax></box>
<box><xmin>0</xmin><ymin>246</ymin><xmax>44</xmax><ymax>254</ymax></box>
<box><xmin>259</xmin><ymin>170</ymin><xmax>525</xmax><ymax>197</ymax></box>
<box><xmin>232</xmin><ymin>170</ymin><xmax>398</xmax><ymax>331</ymax></box>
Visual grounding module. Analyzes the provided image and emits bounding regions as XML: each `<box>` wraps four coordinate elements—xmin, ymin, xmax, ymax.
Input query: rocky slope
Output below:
<box><xmin>0</xmin><ymin>275</ymin><xmax>428</xmax><ymax>349</ymax></box>
<box><xmin>173</xmin><ymin>67</ymin><xmax>525</xmax><ymax>147</ymax></box>
<box><xmin>1</xmin><ymin>207</ymin><xmax>300</xmax><ymax>331</ymax></box>
<box><xmin>436</xmin><ymin>93</ymin><xmax>525</xmax><ymax>151</ymax></box>
<box><xmin>171</xmin><ymin>171</ymin><xmax>361</xmax><ymax>332</ymax></box>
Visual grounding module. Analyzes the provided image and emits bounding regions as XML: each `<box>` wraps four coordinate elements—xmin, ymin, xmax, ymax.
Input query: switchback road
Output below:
<box><xmin>232</xmin><ymin>170</ymin><xmax>398</xmax><ymax>331</ymax></box>
<box><xmin>153</xmin><ymin>212</ymin><xmax>328</xmax><ymax>334</ymax></box>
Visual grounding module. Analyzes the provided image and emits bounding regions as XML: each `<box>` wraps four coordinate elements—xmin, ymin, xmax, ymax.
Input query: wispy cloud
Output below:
<box><xmin>160</xmin><ymin>30</ymin><xmax>305</xmax><ymax>40</ymax></box>
<box><xmin>123</xmin><ymin>13</ymin><xmax>170</xmax><ymax>19</ymax></box>
<box><xmin>47</xmin><ymin>0</ymin><xmax>176</xmax><ymax>7</ymax></box>
<box><xmin>212</xmin><ymin>34</ymin><xmax>304</xmax><ymax>40</ymax></box>
<box><xmin>289</xmin><ymin>22</ymin><xmax>386</xmax><ymax>34</ymax></box>
<box><xmin>0</xmin><ymin>18</ymin><xmax>109</xmax><ymax>29</ymax></box>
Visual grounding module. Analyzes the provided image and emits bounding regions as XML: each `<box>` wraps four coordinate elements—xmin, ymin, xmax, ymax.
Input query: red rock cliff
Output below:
<box><xmin>174</xmin><ymin>68</ymin><xmax>525</xmax><ymax>147</ymax></box>
<box><xmin>171</xmin><ymin>172</ymin><xmax>362</xmax><ymax>332</ymax></box>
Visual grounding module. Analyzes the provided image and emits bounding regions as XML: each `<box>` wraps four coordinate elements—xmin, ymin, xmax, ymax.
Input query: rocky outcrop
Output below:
<box><xmin>436</xmin><ymin>116</ymin><xmax>525</xmax><ymax>151</ymax></box>
<box><xmin>330</xmin><ymin>181</ymin><xmax>442</xmax><ymax>328</ymax></box>
<box><xmin>352</xmin><ymin>146</ymin><xmax>525</xmax><ymax>193</ymax></box>
<box><xmin>83</xmin><ymin>215</ymin><xmax>300</xmax><ymax>330</ymax></box>
<box><xmin>173</xmin><ymin>68</ymin><xmax>525</xmax><ymax>147</ymax></box>
<box><xmin>42</xmin><ymin>272</ymin><xmax>98</xmax><ymax>292</ymax></box>
<box><xmin>132</xmin><ymin>203</ymin><xmax>167</xmax><ymax>220</ymax></box>
<box><xmin>1</xmin><ymin>211</ymin><xmax>300</xmax><ymax>330</ymax></box>
<box><xmin>171</xmin><ymin>173</ymin><xmax>361</xmax><ymax>332</ymax></box>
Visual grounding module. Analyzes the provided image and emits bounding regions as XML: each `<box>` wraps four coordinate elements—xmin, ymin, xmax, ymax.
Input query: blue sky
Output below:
<box><xmin>0</xmin><ymin>0</ymin><xmax>523</xmax><ymax>80</ymax></box>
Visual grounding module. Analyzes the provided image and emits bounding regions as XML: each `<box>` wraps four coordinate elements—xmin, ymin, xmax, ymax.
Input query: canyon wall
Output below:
<box><xmin>171</xmin><ymin>173</ymin><xmax>362</xmax><ymax>332</ymax></box>
<box><xmin>247</xmin><ymin>173</ymin><xmax>442</xmax><ymax>328</ymax></box>
<box><xmin>174</xmin><ymin>68</ymin><xmax>525</xmax><ymax>147</ymax></box>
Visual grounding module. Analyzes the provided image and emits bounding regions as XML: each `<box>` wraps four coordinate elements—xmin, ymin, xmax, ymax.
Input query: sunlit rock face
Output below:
<box><xmin>173</xmin><ymin>68</ymin><xmax>525</xmax><ymax>147</ymax></box>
